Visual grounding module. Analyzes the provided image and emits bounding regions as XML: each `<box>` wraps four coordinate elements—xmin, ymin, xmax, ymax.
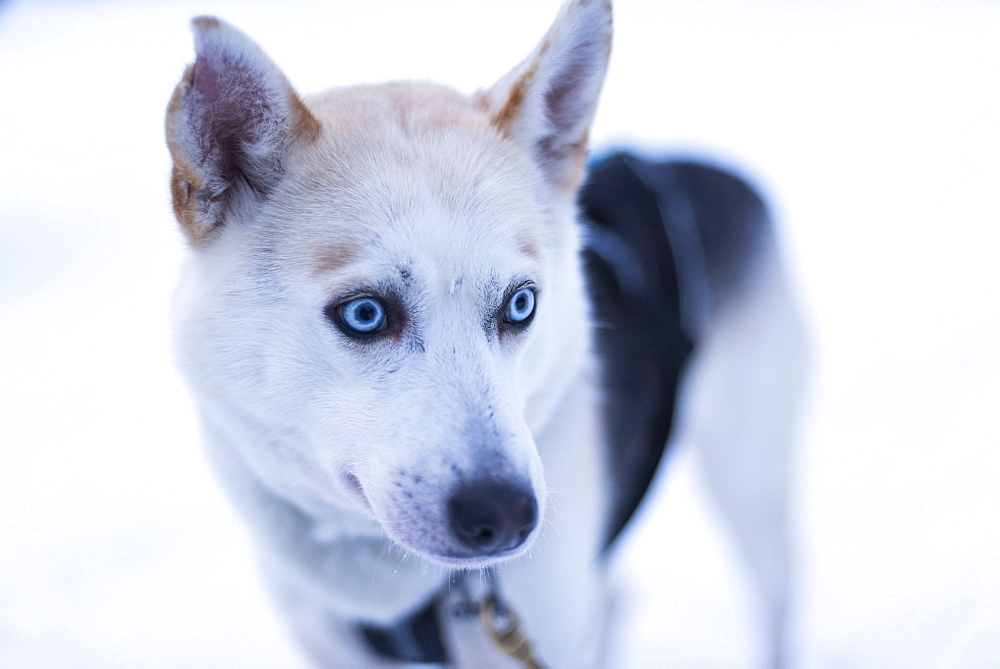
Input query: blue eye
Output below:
<box><xmin>338</xmin><ymin>297</ymin><xmax>387</xmax><ymax>335</ymax></box>
<box><xmin>505</xmin><ymin>287</ymin><xmax>536</xmax><ymax>324</ymax></box>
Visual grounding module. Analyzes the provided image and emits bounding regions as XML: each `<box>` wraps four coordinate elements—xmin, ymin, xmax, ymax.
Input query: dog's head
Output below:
<box><xmin>166</xmin><ymin>0</ymin><xmax>611</xmax><ymax>568</ymax></box>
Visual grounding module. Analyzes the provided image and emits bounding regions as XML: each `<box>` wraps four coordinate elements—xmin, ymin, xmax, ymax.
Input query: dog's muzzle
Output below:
<box><xmin>447</xmin><ymin>479</ymin><xmax>537</xmax><ymax>556</ymax></box>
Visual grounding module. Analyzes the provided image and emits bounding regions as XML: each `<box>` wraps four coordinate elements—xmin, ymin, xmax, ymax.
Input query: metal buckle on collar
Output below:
<box><xmin>449</xmin><ymin>570</ymin><xmax>545</xmax><ymax>669</ymax></box>
<box><xmin>359</xmin><ymin>569</ymin><xmax>545</xmax><ymax>667</ymax></box>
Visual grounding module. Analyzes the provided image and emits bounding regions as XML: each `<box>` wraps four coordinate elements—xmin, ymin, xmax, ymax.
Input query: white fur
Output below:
<box><xmin>677</xmin><ymin>243</ymin><xmax>808</xmax><ymax>667</ymax></box>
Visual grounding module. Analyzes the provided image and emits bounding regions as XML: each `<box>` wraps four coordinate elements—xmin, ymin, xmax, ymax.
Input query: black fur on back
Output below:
<box><xmin>579</xmin><ymin>152</ymin><xmax>772</xmax><ymax>552</ymax></box>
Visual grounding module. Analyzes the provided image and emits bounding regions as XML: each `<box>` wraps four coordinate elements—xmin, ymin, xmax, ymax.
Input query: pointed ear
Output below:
<box><xmin>481</xmin><ymin>0</ymin><xmax>612</xmax><ymax>191</ymax></box>
<box><xmin>165</xmin><ymin>17</ymin><xmax>320</xmax><ymax>247</ymax></box>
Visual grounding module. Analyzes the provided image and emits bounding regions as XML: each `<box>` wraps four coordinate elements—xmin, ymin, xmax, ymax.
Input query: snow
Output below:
<box><xmin>1</xmin><ymin>0</ymin><xmax>997</xmax><ymax>666</ymax></box>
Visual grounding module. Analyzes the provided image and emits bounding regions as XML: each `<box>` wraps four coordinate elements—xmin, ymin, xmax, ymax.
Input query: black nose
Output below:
<box><xmin>447</xmin><ymin>479</ymin><xmax>538</xmax><ymax>555</ymax></box>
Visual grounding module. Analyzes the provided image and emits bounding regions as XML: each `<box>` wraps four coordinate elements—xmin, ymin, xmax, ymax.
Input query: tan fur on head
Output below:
<box><xmin>165</xmin><ymin>64</ymin><xmax>201</xmax><ymax>242</ymax></box>
<box><xmin>165</xmin><ymin>16</ymin><xmax>320</xmax><ymax>247</ymax></box>
<box><xmin>479</xmin><ymin>0</ymin><xmax>612</xmax><ymax>192</ymax></box>
<box><xmin>165</xmin><ymin>2</ymin><xmax>611</xmax><ymax>247</ymax></box>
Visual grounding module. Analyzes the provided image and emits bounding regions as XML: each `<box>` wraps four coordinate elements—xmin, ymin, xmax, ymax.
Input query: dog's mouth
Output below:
<box><xmin>341</xmin><ymin>472</ymin><xmax>374</xmax><ymax>513</ymax></box>
<box><xmin>431</xmin><ymin>545</ymin><xmax>534</xmax><ymax>570</ymax></box>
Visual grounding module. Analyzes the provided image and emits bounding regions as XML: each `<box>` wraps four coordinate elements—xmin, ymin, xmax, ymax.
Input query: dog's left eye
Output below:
<box><xmin>504</xmin><ymin>287</ymin><xmax>536</xmax><ymax>325</ymax></box>
<box><xmin>336</xmin><ymin>297</ymin><xmax>388</xmax><ymax>336</ymax></box>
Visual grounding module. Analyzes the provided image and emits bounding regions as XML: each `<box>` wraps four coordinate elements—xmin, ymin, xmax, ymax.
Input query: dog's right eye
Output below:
<box><xmin>333</xmin><ymin>297</ymin><xmax>388</xmax><ymax>336</ymax></box>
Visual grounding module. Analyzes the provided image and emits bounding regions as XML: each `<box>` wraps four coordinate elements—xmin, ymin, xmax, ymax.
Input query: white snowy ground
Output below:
<box><xmin>1</xmin><ymin>0</ymin><xmax>997</xmax><ymax>666</ymax></box>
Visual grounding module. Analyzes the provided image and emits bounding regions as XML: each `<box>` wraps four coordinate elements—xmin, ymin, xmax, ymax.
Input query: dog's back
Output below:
<box><xmin>581</xmin><ymin>152</ymin><xmax>806</xmax><ymax>666</ymax></box>
<box><xmin>581</xmin><ymin>153</ymin><xmax>776</xmax><ymax>550</ymax></box>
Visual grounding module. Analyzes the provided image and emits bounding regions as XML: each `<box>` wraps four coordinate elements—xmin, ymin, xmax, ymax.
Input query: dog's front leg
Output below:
<box><xmin>497</xmin><ymin>368</ymin><xmax>611</xmax><ymax>667</ymax></box>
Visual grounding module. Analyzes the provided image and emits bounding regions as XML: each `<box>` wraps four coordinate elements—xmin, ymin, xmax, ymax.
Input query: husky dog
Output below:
<box><xmin>165</xmin><ymin>0</ymin><xmax>806</xmax><ymax>665</ymax></box>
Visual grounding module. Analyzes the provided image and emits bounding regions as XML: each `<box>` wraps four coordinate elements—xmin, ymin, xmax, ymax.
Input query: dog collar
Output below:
<box><xmin>358</xmin><ymin>570</ymin><xmax>544</xmax><ymax>667</ymax></box>
<box><xmin>358</xmin><ymin>593</ymin><xmax>448</xmax><ymax>663</ymax></box>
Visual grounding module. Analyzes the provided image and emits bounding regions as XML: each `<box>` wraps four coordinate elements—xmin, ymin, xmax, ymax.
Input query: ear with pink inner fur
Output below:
<box><xmin>165</xmin><ymin>16</ymin><xmax>319</xmax><ymax>247</ymax></box>
<box><xmin>483</xmin><ymin>0</ymin><xmax>612</xmax><ymax>191</ymax></box>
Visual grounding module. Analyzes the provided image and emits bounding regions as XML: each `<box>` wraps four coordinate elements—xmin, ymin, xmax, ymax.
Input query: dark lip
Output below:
<box><xmin>341</xmin><ymin>473</ymin><xmax>374</xmax><ymax>513</ymax></box>
<box><xmin>428</xmin><ymin>543</ymin><xmax>532</xmax><ymax>570</ymax></box>
<box><xmin>382</xmin><ymin>521</ymin><xmax>533</xmax><ymax>568</ymax></box>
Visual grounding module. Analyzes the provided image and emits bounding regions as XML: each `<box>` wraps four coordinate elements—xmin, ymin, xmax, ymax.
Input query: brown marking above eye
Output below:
<box><xmin>314</xmin><ymin>243</ymin><xmax>358</xmax><ymax>275</ymax></box>
<box><xmin>517</xmin><ymin>234</ymin><xmax>541</xmax><ymax>262</ymax></box>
